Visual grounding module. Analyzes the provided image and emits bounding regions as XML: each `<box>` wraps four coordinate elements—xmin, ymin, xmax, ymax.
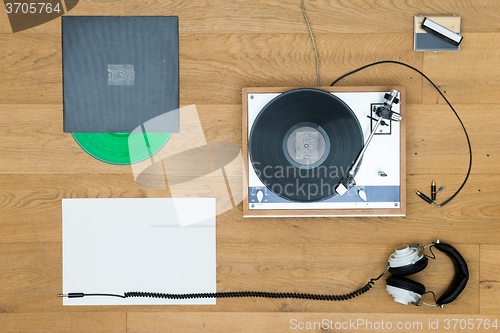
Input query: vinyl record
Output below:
<box><xmin>249</xmin><ymin>88</ymin><xmax>363</xmax><ymax>202</ymax></box>
<box><xmin>72</xmin><ymin>132</ymin><xmax>171</xmax><ymax>165</ymax></box>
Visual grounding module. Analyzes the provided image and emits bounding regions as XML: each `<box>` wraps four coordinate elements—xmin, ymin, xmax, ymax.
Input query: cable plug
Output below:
<box><xmin>58</xmin><ymin>293</ymin><xmax>84</xmax><ymax>298</ymax></box>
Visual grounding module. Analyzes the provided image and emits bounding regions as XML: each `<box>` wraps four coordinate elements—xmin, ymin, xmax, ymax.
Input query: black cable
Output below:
<box><xmin>58</xmin><ymin>292</ymin><xmax>125</xmax><ymax>298</ymax></box>
<box><xmin>85</xmin><ymin>293</ymin><xmax>126</xmax><ymax>298</ymax></box>
<box><xmin>330</xmin><ymin>60</ymin><xmax>472</xmax><ymax>207</ymax></box>
<box><xmin>59</xmin><ymin>266</ymin><xmax>389</xmax><ymax>301</ymax></box>
<box><xmin>425</xmin><ymin>245</ymin><xmax>437</xmax><ymax>260</ymax></box>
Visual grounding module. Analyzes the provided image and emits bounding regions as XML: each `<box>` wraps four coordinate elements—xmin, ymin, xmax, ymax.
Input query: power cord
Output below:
<box><xmin>301</xmin><ymin>0</ymin><xmax>320</xmax><ymax>86</ymax></box>
<box><xmin>330</xmin><ymin>60</ymin><xmax>472</xmax><ymax>207</ymax></box>
<box><xmin>59</xmin><ymin>266</ymin><xmax>389</xmax><ymax>301</ymax></box>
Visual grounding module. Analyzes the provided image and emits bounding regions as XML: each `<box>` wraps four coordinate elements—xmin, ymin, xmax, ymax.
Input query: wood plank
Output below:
<box><xmin>0</xmin><ymin>104</ymin><xmax>237</xmax><ymax>174</ymax></box>
<box><xmin>0</xmin><ymin>0</ymin><xmax>124</xmax><ymax>34</ymax></box>
<box><xmin>0</xmin><ymin>34</ymin><xmax>62</xmax><ymax>104</ymax></box>
<box><xmin>0</xmin><ymin>174</ymin><xmax>498</xmax><ymax>244</ymax></box>
<box><xmin>0</xmin><ymin>102</ymin><xmax>490</xmax><ymax>175</ymax></box>
<box><xmin>407</xmin><ymin>104</ymin><xmax>489</xmax><ymax>175</ymax></box>
<box><xmin>4</xmin><ymin>0</ymin><xmax>500</xmax><ymax>34</ymax></box>
<box><xmin>423</xmin><ymin>32</ymin><xmax>500</xmax><ymax>104</ymax></box>
<box><xmin>178</xmin><ymin>33</ymin><xmax>422</xmax><ymax>105</ymax></box>
<box><xmin>0</xmin><ymin>313</ymin><xmax>125</xmax><ymax>333</ymax></box>
<box><xmin>0</xmin><ymin>174</ymin><xmax>167</xmax><ymax>243</ymax></box>
<box><xmin>0</xmin><ymin>104</ymin><xmax>129</xmax><ymax>173</ymax></box>
<box><xmin>128</xmin><ymin>312</ymin><xmax>500</xmax><ymax>333</ymax></box>
<box><xmin>4</xmin><ymin>32</ymin><xmax>497</xmax><ymax>109</ymax></box>
<box><xmin>123</xmin><ymin>0</ymin><xmax>500</xmax><ymax>33</ymax></box>
<box><xmin>0</xmin><ymin>243</ymin><xmax>63</xmax><ymax>313</ymax></box>
<box><xmin>0</xmin><ymin>243</ymin><xmax>478</xmax><ymax>314</ymax></box>
<box><xmin>0</xmin><ymin>32</ymin><xmax>422</xmax><ymax>104</ymax></box>
<box><xmin>480</xmin><ymin>245</ymin><xmax>500</xmax><ymax>314</ymax></box>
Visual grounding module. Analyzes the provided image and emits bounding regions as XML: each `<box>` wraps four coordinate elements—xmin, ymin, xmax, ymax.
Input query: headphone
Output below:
<box><xmin>59</xmin><ymin>238</ymin><xmax>470</xmax><ymax>306</ymax></box>
<box><xmin>385</xmin><ymin>239</ymin><xmax>469</xmax><ymax>308</ymax></box>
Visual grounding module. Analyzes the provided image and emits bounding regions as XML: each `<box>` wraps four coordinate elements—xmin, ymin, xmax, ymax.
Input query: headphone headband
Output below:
<box><xmin>432</xmin><ymin>242</ymin><xmax>469</xmax><ymax>306</ymax></box>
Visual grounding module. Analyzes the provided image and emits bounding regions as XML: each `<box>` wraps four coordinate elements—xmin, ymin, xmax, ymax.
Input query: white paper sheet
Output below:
<box><xmin>62</xmin><ymin>198</ymin><xmax>216</xmax><ymax>305</ymax></box>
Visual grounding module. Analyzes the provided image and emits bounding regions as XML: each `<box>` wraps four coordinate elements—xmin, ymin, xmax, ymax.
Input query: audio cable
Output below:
<box><xmin>58</xmin><ymin>266</ymin><xmax>389</xmax><ymax>302</ymax></box>
<box><xmin>415</xmin><ymin>180</ymin><xmax>444</xmax><ymax>206</ymax></box>
<box><xmin>415</xmin><ymin>190</ymin><xmax>435</xmax><ymax>206</ymax></box>
<box><xmin>330</xmin><ymin>60</ymin><xmax>472</xmax><ymax>207</ymax></box>
<box><xmin>301</xmin><ymin>0</ymin><xmax>320</xmax><ymax>86</ymax></box>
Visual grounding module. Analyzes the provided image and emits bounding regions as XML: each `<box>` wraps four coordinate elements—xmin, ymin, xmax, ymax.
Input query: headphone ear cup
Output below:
<box><xmin>386</xmin><ymin>275</ymin><xmax>426</xmax><ymax>294</ymax></box>
<box><xmin>386</xmin><ymin>275</ymin><xmax>426</xmax><ymax>305</ymax></box>
<box><xmin>389</xmin><ymin>255</ymin><xmax>428</xmax><ymax>277</ymax></box>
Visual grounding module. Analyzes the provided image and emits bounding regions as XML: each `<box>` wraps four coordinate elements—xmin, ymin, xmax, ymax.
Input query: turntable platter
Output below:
<box><xmin>248</xmin><ymin>88</ymin><xmax>364</xmax><ymax>202</ymax></box>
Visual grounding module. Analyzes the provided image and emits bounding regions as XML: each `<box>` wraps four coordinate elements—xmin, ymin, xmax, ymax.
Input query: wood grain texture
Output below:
<box><xmin>179</xmin><ymin>33</ymin><xmax>423</xmax><ymax>105</ymax></box>
<box><xmin>0</xmin><ymin>32</ymin><xmax>422</xmax><ymax>105</ymax></box>
<box><xmin>4</xmin><ymin>0</ymin><xmax>500</xmax><ymax>34</ymax></box>
<box><xmin>0</xmin><ymin>34</ymin><xmax>62</xmax><ymax>104</ymax></box>
<box><xmin>127</xmin><ymin>313</ymin><xmax>500</xmax><ymax>333</ymax></box>
<box><xmin>0</xmin><ymin>0</ymin><xmax>124</xmax><ymax>34</ymax></box>
<box><xmin>0</xmin><ymin>175</ymin><xmax>499</xmax><ymax>245</ymax></box>
<box><xmin>480</xmin><ymin>245</ymin><xmax>500</xmax><ymax>315</ymax></box>
<box><xmin>0</xmin><ymin>0</ymin><xmax>499</xmax><ymax>331</ymax></box>
<box><xmin>0</xmin><ymin>242</ymin><xmax>478</xmax><ymax>314</ymax></box>
<box><xmin>2</xmin><ymin>102</ymin><xmax>488</xmax><ymax>175</ymax></box>
<box><xmin>423</xmin><ymin>33</ymin><xmax>500</xmax><ymax>105</ymax></box>
<box><xmin>123</xmin><ymin>0</ymin><xmax>500</xmax><ymax>33</ymax></box>
<box><xmin>0</xmin><ymin>174</ymin><xmax>167</xmax><ymax>243</ymax></box>
<box><xmin>0</xmin><ymin>313</ymin><xmax>125</xmax><ymax>332</ymax></box>
<box><xmin>0</xmin><ymin>104</ymin><xmax>236</xmax><ymax>174</ymax></box>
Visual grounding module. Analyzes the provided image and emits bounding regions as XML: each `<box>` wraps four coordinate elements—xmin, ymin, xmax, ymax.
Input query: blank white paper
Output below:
<box><xmin>62</xmin><ymin>198</ymin><xmax>216</xmax><ymax>305</ymax></box>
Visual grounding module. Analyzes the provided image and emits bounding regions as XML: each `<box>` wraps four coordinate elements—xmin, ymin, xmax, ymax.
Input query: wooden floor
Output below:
<box><xmin>1</xmin><ymin>0</ymin><xmax>500</xmax><ymax>332</ymax></box>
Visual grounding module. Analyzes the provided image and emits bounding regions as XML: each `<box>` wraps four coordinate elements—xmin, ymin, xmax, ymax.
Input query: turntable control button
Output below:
<box><xmin>256</xmin><ymin>190</ymin><xmax>264</xmax><ymax>203</ymax></box>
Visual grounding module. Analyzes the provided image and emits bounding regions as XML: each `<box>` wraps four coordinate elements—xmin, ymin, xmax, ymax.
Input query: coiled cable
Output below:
<box><xmin>59</xmin><ymin>266</ymin><xmax>389</xmax><ymax>301</ymax></box>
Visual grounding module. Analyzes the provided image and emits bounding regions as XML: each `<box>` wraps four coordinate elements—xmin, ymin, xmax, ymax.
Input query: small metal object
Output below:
<box><xmin>415</xmin><ymin>190</ymin><xmax>434</xmax><ymax>204</ymax></box>
<box><xmin>431</xmin><ymin>180</ymin><xmax>436</xmax><ymax>201</ymax></box>
<box><xmin>422</xmin><ymin>291</ymin><xmax>441</xmax><ymax>307</ymax></box>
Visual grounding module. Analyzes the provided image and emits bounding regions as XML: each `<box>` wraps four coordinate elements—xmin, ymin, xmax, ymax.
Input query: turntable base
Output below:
<box><xmin>242</xmin><ymin>86</ymin><xmax>406</xmax><ymax>217</ymax></box>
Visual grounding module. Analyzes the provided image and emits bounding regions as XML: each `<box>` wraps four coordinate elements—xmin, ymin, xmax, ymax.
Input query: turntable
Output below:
<box><xmin>242</xmin><ymin>86</ymin><xmax>406</xmax><ymax>217</ymax></box>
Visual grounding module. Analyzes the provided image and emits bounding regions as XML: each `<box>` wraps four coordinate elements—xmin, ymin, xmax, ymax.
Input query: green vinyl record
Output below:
<box><xmin>72</xmin><ymin>132</ymin><xmax>171</xmax><ymax>165</ymax></box>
